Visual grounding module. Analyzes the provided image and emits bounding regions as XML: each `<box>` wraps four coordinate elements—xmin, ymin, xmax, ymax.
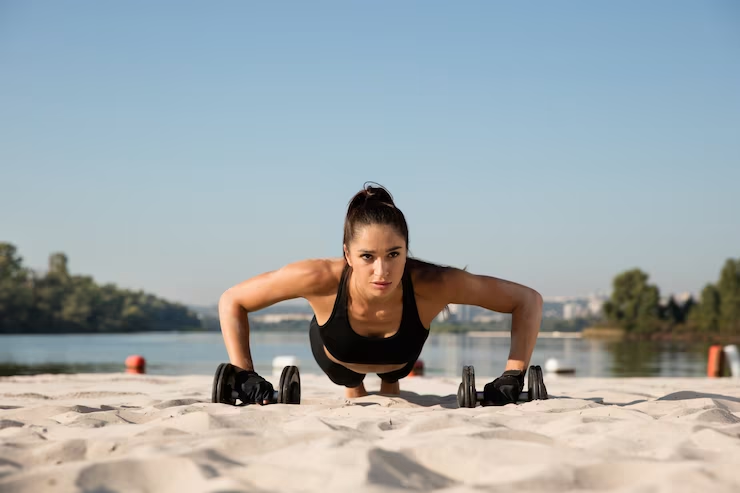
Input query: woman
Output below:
<box><xmin>218</xmin><ymin>184</ymin><xmax>543</xmax><ymax>405</ymax></box>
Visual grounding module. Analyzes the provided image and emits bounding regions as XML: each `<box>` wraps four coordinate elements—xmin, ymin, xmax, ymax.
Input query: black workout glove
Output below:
<box><xmin>482</xmin><ymin>369</ymin><xmax>525</xmax><ymax>406</ymax></box>
<box><xmin>235</xmin><ymin>370</ymin><xmax>274</xmax><ymax>405</ymax></box>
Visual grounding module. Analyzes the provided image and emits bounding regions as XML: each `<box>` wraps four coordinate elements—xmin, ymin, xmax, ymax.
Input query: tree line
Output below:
<box><xmin>0</xmin><ymin>243</ymin><xmax>201</xmax><ymax>333</ymax></box>
<box><xmin>4</xmin><ymin>240</ymin><xmax>738</xmax><ymax>337</ymax></box>
<box><xmin>603</xmin><ymin>256</ymin><xmax>740</xmax><ymax>337</ymax></box>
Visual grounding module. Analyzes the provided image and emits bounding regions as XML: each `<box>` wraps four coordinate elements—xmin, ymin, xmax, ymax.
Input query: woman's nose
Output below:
<box><xmin>374</xmin><ymin>259</ymin><xmax>389</xmax><ymax>277</ymax></box>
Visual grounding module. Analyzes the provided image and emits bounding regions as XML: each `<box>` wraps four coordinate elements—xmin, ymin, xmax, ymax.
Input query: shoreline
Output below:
<box><xmin>3</xmin><ymin>327</ymin><xmax>738</xmax><ymax>344</ymax></box>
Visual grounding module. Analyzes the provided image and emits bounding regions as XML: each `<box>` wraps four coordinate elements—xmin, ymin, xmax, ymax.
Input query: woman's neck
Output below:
<box><xmin>347</xmin><ymin>272</ymin><xmax>402</xmax><ymax>317</ymax></box>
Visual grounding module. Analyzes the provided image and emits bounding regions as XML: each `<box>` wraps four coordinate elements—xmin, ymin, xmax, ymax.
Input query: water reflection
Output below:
<box><xmin>0</xmin><ymin>362</ymin><xmax>122</xmax><ymax>377</ymax></box>
<box><xmin>607</xmin><ymin>341</ymin><xmax>660</xmax><ymax>377</ymax></box>
<box><xmin>0</xmin><ymin>332</ymin><xmax>711</xmax><ymax>378</ymax></box>
<box><xmin>419</xmin><ymin>334</ymin><xmax>708</xmax><ymax>379</ymax></box>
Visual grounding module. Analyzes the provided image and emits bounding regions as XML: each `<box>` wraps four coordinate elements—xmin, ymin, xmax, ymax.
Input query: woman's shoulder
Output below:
<box><xmin>285</xmin><ymin>257</ymin><xmax>345</xmax><ymax>297</ymax></box>
<box><xmin>406</xmin><ymin>258</ymin><xmax>455</xmax><ymax>299</ymax></box>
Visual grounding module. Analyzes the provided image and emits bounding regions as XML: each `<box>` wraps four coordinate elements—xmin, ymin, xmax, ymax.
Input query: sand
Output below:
<box><xmin>1</xmin><ymin>371</ymin><xmax>740</xmax><ymax>492</ymax></box>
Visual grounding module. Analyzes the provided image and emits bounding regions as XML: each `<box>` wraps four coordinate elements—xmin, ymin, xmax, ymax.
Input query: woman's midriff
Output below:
<box><xmin>323</xmin><ymin>347</ymin><xmax>407</xmax><ymax>374</ymax></box>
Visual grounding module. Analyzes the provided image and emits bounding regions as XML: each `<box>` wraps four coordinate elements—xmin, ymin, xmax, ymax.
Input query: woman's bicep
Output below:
<box><xmin>220</xmin><ymin>261</ymin><xmax>326</xmax><ymax>313</ymax></box>
<box><xmin>442</xmin><ymin>268</ymin><xmax>541</xmax><ymax>314</ymax></box>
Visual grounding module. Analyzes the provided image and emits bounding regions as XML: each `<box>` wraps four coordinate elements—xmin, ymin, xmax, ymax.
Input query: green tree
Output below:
<box><xmin>92</xmin><ymin>283</ymin><xmax>125</xmax><ymax>332</ymax></box>
<box><xmin>1</xmin><ymin>246</ymin><xmax>203</xmax><ymax>333</ymax></box>
<box><xmin>690</xmin><ymin>284</ymin><xmax>721</xmax><ymax>333</ymax></box>
<box><xmin>663</xmin><ymin>295</ymin><xmax>684</xmax><ymax>325</ymax></box>
<box><xmin>28</xmin><ymin>253</ymin><xmax>73</xmax><ymax>330</ymax></box>
<box><xmin>681</xmin><ymin>296</ymin><xmax>695</xmax><ymax>323</ymax></box>
<box><xmin>121</xmin><ymin>302</ymin><xmax>148</xmax><ymax>331</ymax></box>
<box><xmin>717</xmin><ymin>258</ymin><xmax>740</xmax><ymax>335</ymax></box>
<box><xmin>0</xmin><ymin>243</ymin><xmax>33</xmax><ymax>329</ymax></box>
<box><xmin>603</xmin><ymin>269</ymin><xmax>661</xmax><ymax>332</ymax></box>
<box><xmin>48</xmin><ymin>252</ymin><xmax>70</xmax><ymax>279</ymax></box>
<box><xmin>60</xmin><ymin>275</ymin><xmax>99</xmax><ymax>331</ymax></box>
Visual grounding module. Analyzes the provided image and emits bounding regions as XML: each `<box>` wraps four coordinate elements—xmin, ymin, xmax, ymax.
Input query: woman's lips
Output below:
<box><xmin>372</xmin><ymin>281</ymin><xmax>391</xmax><ymax>289</ymax></box>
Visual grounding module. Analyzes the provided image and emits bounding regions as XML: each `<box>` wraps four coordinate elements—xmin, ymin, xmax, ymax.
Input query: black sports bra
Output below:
<box><xmin>310</xmin><ymin>263</ymin><xmax>429</xmax><ymax>365</ymax></box>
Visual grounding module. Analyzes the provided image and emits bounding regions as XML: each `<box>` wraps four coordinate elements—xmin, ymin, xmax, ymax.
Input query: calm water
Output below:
<box><xmin>0</xmin><ymin>332</ymin><xmax>712</xmax><ymax>378</ymax></box>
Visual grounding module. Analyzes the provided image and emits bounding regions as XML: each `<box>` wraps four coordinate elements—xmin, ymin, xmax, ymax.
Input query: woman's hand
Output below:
<box><xmin>235</xmin><ymin>370</ymin><xmax>275</xmax><ymax>405</ymax></box>
<box><xmin>482</xmin><ymin>369</ymin><xmax>525</xmax><ymax>406</ymax></box>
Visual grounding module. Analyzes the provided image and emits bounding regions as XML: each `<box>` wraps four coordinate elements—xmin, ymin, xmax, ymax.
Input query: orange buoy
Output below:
<box><xmin>408</xmin><ymin>359</ymin><xmax>425</xmax><ymax>377</ymax></box>
<box><xmin>125</xmin><ymin>354</ymin><xmax>146</xmax><ymax>374</ymax></box>
<box><xmin>707</xmin><ymin>345</ymin><xmax>725</xmax><ymax>377</ymax></box>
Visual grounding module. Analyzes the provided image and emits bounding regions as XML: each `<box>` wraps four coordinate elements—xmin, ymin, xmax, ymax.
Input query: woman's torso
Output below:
<box><xmin>305</xmin><ymin>258</ymin><xmax>449</xmax><ymax>374</ymax></box>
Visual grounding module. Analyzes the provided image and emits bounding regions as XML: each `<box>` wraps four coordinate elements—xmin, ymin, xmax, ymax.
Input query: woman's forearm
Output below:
<box><xmin>218</xmin><ymin>293</ymin><xmax>255</xmax><ymax>371</ymax></box>
<box><xmin>505</xmin><ymin>291</ymin><xmax>543</xmax><ymax>372</ymax></box>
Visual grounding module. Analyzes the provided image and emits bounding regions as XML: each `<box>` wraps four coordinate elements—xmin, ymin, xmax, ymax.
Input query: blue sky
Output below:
<box><xmin>1</xmin><ymin>1</ymin><xmax>738</xmax><ymax>306</ymax></box>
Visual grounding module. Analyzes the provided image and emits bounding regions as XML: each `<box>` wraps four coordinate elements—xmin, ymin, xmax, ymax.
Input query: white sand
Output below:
<box><xmin>2</xmin><ymin>372</ymin><xmax>740</xmax><ymax>493</ymax></box>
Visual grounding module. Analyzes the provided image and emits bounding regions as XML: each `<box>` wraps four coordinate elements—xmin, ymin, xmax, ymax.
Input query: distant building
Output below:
<box><xmin>472</xmin><ymin>312</ymin><xmax>506</xmax><ymax>323</ymax></box>
<box><xmin>459</xmin><ymin>304</ymin><xmax>473</xmax><ymax>322</ymax></box>
<box><xmin>543</xmin><ymin>308</ymin><xmax>561</xmax><ymax>318</ymax></box>
<box><xmin>434</xmin><ymin>304</ymin><xmax>489</xmax><ymax>323</ymax></box>
<box><xmin>444</xmin><ymin>304</ymin><xmax>474</xmax><ymax>322</ymax></box>
<box><xmin>434</xmin><ymin>310</ymin><xmax>451</xmax><ymax>323</ymax></box>
<box><xmin>563</xmin><ymin>303</ymin><xmax>588</xmax><ymax>320</ymax></box>
<box><xmin>252</xmin><ymin>314</ymin><xmax>314</xmax><ymax>324</ymax></box>
<box><xmin>563</xmin><ymin>303</ymin><xmax>576</xmax><ymax>320</ymax></box>
<box><xmin>587</xmin><ymin>296</ymin><xmax>604</xmax><ymax>317</ymax></box>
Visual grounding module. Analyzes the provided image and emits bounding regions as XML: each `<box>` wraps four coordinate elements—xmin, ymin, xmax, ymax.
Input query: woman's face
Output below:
<box><xmin>344</xmin><ymin>223</ymin><xmax>407</xmax><ymax>300</ymax></box>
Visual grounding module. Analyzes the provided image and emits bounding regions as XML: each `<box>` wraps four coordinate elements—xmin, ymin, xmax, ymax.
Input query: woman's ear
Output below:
<box><xmin>343</xmin><ymin>244</ymin><xmax>351</xmax><ymax>267</ymax></box>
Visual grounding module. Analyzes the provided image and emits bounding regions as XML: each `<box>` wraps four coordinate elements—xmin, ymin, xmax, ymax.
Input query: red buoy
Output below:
<box><xmin>408</xmin><ymin>359</ymin><xmax>425</xmax><ymax>377</ymax></box>
<box><xmin>707</xmin><ymin>345</ymin><xmax>725</xmax><ymax>377</ymax></box>
<box><xmin>125</xmin><ymin>354</ymin><xmax>146</xmax><ymax>374</ymax></box>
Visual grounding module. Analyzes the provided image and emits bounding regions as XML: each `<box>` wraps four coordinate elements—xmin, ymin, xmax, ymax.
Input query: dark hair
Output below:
<box><xmin>342</xmin><ymin>183</ymin><xmax>455</xmax><ymax>318</ymax></box>
<box><xmin>343</xmin><ymin>182</ymin><xmax>409</xmax><ymax>250</ymax></box>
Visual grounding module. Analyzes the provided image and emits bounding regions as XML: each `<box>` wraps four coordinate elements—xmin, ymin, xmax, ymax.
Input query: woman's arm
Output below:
<box><xmin>218</xmin><ymin>260</ymin><xmax>331</xmax><ymax>371</ymax></box>
<box><xmin>440</xmin><ymin>268</ymin><xmax>543</xmax><ymax>372</ymax></box>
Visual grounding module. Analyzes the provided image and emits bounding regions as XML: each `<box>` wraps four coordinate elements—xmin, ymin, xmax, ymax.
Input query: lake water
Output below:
<box><xmin>0</xmin><ymin>332</ymin><xmax>713</xmax><ymax>379</ymax></box>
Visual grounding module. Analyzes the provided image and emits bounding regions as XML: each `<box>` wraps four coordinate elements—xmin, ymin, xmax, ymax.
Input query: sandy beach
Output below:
<box><xmin>2</xmin><ymin>371</ymin><xmax>740</xmax><ymax>492</ymax></box>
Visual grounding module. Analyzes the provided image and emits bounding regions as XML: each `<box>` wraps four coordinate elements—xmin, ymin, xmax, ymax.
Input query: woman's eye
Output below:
<box><xmin>389</xmin><ymin>252</ymin><xmax>399</xmax><ymax>258</ymax></box>
<box><xmin>361</xmin><ymin>254</ymin><xmax>373</xmax><ymax>260</ymax></box>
